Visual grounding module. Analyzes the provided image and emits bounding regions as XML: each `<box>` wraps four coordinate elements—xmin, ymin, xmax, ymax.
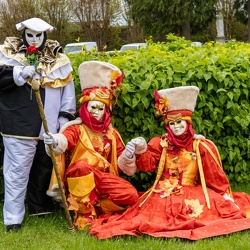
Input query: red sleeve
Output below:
<box><xmin>200</xmin><ymin>139</ymin><xmax>230</xmax><ymax>194</ymax></box>
<box><xmin>62</xmin><ymin>125</ymin><xmax>80</xmax><ymax>151</ymax></box>
<box><xmin>136</xmin><ymin>136</ymin><xmax>162</xmax><ymax>172</ymax></box>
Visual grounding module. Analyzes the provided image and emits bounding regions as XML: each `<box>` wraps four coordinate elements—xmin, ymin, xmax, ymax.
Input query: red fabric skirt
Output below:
<box><xmin>90</xmin><ymin>185</ymin><xmax>250</xmax><ymax>240</ymax></box>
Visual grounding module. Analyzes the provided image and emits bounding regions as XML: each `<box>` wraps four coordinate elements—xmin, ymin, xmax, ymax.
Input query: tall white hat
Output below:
<box><xmin>78</xmin><ymin>61</ymin><xmax>124</xmax><ymax>108</ymax></box>
<box><xmin>155</xmin><ymin>86</ymin><xmax>199</xmax><ymax>122</ymax></box>
<box><xmin>16</xmin><ymin>17</ymin><xmax>54</xmax><ymax>32</ymax></box>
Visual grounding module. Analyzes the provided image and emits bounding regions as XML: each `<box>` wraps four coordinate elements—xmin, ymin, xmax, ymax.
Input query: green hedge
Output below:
<box><xmin>58</xmin><ymin>35</ymin><xmax>250</xmax><ymax>189</ymax></box>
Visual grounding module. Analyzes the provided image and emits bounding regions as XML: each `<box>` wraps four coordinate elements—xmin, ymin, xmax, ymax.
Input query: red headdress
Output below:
<box><xmin>78</xmin><ymin>61</ymin><xmax>124</xmax><ymax>132</ymax></box>
<box><xmin>154</xmin><ymin>86</ymin><xmax>200</xmax><ymax>150</ymax></box>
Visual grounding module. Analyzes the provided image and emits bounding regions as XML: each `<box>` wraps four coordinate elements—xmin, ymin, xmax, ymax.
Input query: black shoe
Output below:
<box><xmin>6</xmin><ymin>224</ymin><xmax>21</xmax><ymax>232</ymax></box>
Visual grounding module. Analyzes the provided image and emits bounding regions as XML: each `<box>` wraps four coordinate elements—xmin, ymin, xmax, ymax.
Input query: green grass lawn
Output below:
<box><xmin>1</xmin><ymin>183</ymin><xmax>250</xmax><ymax>250</ymax></box>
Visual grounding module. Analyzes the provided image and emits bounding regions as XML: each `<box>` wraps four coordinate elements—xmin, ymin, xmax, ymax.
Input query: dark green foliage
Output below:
<box><xmin>234</xmin><ymin>0</ymin><xmax>248</xmax><ymax>24</ymax></box>
<box><xmin>125</xmin><ymin>0</ymin><xmax>217</xmax><ymax>38</ymax></box>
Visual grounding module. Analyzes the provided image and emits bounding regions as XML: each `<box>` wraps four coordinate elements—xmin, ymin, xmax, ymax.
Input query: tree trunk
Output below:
<box><xmin>248</xmin><ymin>0</ymin><xmax>250</xmax><ymax>42</ymax></box>
<box><xmin>181</xmin><ymin>20</ymin><xmax>191</xmax><ymax>40</ymax></box>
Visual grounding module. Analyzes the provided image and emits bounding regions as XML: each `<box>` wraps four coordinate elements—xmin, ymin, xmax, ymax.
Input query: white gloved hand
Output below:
<box><xmin>125</xmin><ymin>141</ymin><xmax>136</xmax><ymax>159</ymax></box>
<box><xmin>43</xmin><ymin>132</ymin><xmax>58</xmax><ymax>148</ymax></box>
<box><xmin>193</xmin><ymin>134</ymin><xmax>205</xmax><ymax>140</ymax></box>
<box><xmin>125</xmin><ymin>137</ymin><xmax>147</xmax><ymax>158</ymax></box>
<box><xmin>131</xmin><ymin>138</ymin><xmax>142</xmax><ymax>146</ymax></box>
<box><xmin>20</xmin><ymin>66</ymin><xmax>36</xmax><ymax>79</ymax></box>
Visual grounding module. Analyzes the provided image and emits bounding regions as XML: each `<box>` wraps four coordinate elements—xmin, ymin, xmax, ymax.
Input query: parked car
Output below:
<box><xmin>105</xmin><ymin>50</ymin><xmax>116</xmax><ymax>55</ymax></box>
<box><xmin>191</xmin><ymin>41</ymin><xmax>202</xmax><ymax>47</ymax></box>
<box><xmin>64</xmin><ymin>42</ymin><xmax>98</xmax><ymax>54</ymax></box>
<box><xmin>119</xmin><ymin>43</ymin><xmax>147</xmax><ymax>52</ymax></box>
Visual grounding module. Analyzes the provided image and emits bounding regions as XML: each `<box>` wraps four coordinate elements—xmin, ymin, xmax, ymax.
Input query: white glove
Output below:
<box><xmin>131</xmin><ymin>138</ymin><xmax>142</xmax><ymax>146</ymax></box>
<box><xmin>125</xmin><ymin>141</ymin><xmax>135</xmax><ymax>158</ymax></box>
<box><xmin>125</xmin><ymin>137</ymin><xmax>147</xmax><ymax>158</ymax></box>
<box><xmin>20</xmin><ymin>66</ymin><xmax>36</xmax><ymax>79</ymax></box>
<box><xmin>43</xmin><ymin>132</ymin><xmax>58</xmax><ymax>148</ymax></box>
<box><xmin>193</xmin><ymin>134</ymin><xmax>205</xmax><ymax>140</ymax></box>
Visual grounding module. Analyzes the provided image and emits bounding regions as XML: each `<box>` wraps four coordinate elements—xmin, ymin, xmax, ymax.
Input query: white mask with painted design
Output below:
<box><xmin>87</xmin><ymin>100</ymin><xmax>105</xmax><ymax>120</ymax></box>
<box><xmin>169</xmin><ymin>120</ymin><xmax>187</xmax><ymax>136</ymax></box>
<box><xmin>25</xmin><ymin>28</ymin><xmax>45</xmax><ymax>48</ymax></box>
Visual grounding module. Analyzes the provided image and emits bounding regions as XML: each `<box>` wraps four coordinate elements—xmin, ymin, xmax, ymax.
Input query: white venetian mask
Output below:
<box><xmin>25</xmin><ymin>28</ymin><xmax>45</xmax><ymax>48</ymax></box>
<box><xmin>169</xmin><ymin>120</ymin><xmax>187</xmax><ymax>136</ymax></box>
<box><xmin>87</xmin><ymin>100</ymin><xmax>105</xmax><ymax>120</ymax></box>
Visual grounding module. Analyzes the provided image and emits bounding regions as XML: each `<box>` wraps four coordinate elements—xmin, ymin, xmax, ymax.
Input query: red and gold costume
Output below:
<box><xmin>60</xmin><ymin>119</ymin><xmax>138</xmax><ymax>229</ymax></box>
<box><xmin>90</xmin><ymin>86</ymin><xmax>250</xmax><ymax>240</ymax></box>
<box><xmin>47</xmin><ymin>61</ymin><xmax>138</xmax><ymax>229</ymax></box>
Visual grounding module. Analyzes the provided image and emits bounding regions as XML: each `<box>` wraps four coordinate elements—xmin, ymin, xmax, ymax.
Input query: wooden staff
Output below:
<box><xmin>31</xmin><ymin>79</ymin><xmax>75</xmax><ymax>232</ymax></box>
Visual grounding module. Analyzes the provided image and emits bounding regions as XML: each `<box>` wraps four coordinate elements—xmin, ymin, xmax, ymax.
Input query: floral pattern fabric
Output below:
<box><xmin>90</xmin><ymin>137</ymin><xmax>250</xmax><ymax>240</ymax></box>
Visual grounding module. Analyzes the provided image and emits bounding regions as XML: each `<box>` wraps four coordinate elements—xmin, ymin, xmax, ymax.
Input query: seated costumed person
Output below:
<box><xmin>44</xmin><ymin>61</ymin><xmax>147</xmax><ymax>229</ymax></box>
<box><xmin>90</xmin><ymin>85</ymin><xmax>250</xmax><ymax>240</ymax></box>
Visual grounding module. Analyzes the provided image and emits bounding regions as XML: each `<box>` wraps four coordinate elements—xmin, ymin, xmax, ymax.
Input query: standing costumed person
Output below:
<box><xmin>44</xmin><ymin>61</ymin><xmax>144</xmax><ymax>230</ymax></box>
<box><xmin>0</xmin><ymin>17</ymin><xmax>76</xmax><ymax>232</ymax></box>
<box><xmin>90</xmin><ymin>85</ymin><xmax>250</xmax><ymax>240</ymax></box>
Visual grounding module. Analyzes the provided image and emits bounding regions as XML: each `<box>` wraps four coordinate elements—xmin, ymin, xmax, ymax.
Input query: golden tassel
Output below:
<box><xmin>139</xmin><ymin>135</ymin><xmax>168</xmax><ymax>207</ymax></box>
<box><xmin>194</xmin><ymin>139</ymin><xmax>211</xmax><ymax>209</ymax></box>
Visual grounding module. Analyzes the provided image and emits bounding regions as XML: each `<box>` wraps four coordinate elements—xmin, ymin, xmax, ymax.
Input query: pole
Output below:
<box><xmin>31</xmin><ymin>79</ymin><xmax>75</xmax><ymax>232</ymax></box>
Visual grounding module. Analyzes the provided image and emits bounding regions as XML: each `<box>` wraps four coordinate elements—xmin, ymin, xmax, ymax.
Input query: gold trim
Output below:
<box><xmin>167</xmin><ymin>113</ymin><xmax>182</xmax><ymax>121</ymax></box>
<box><xmin>193</xmin><ymin>139</ymin><xmax>210</xmax><ymax>209</ymax></box>
<box><xmin>164</xmin><ymin>116</ymin><xmax>192</xmax><ymax>124</ymax></box>
<box><xmin>139</xmin><ymin>135</ymin><xmax>168</xmax><ymax>207</ymax></box>
<box><xmin>200</xmin><ymin>140</ymin><xmax>232</xmax><ymax>196</ymax></box>
<box><xmin>42</xmin><ymin>73</ymin><xmax>74</xmax><ymax>88</ymax></box>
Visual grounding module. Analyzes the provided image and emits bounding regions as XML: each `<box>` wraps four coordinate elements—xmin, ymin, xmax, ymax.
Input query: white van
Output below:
<box><xmin>64</xmin><ymin>42</ymin><xmax>98</xmax><ymax>54</ymax></box>
<box><xmin>120</xmin><ymin>43</ymin><xmax>147</xmax><ymax>52</ymax></box>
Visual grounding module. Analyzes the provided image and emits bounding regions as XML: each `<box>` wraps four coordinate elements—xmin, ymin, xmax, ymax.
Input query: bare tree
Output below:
<box><xmin>120</xmin><ymin>0</ymin><xmax>145</xmax><ymax>42</ymax></box>
<box><xmin>36</xmin><ymin>0</ymin><xmax>73</xmax><ymax>45</ymax></box>
<box><xmin>69</xmin><ymin>0</ymin><xmax>122</xmax><ymax>50</ymax></box>
<box><xmin>247</xmin><ymin>0</ymin><xmax>250</xmax><ymax>41</ymax></box>
<box><xmin>0</xmin><ymin>0</ymin><xmax>74</xmax><ymax>46</ymax></box>
<box><xmin>0</xmin><ymin>0</ymin><xmax>37</xmax><ymax>40</ymax></box>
